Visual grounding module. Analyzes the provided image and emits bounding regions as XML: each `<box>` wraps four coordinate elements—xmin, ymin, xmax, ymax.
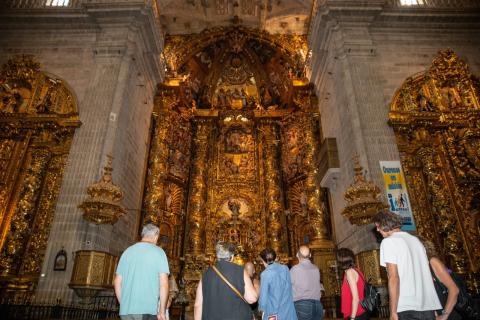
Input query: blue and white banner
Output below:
<box><xmin>379</xmin><ymin>161</ymin><xmax>416</xmax><ymax>231</ymax></box>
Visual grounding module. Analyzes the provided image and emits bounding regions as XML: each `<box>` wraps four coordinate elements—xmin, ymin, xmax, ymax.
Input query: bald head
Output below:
<box><xmin>297</xmin><ymin>245</ymin><xmax>311</xmax><ymax>260</ymax></box>
<box><xmin>244</xmin><ymin>262</ymin><xmax>255</xmax><ymax>278</ymax></box>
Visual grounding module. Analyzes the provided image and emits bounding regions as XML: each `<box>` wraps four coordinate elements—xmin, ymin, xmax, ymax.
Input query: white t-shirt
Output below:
<box><xmin>380</xmin><ymin>231</ymin><xmax>441</xmax><ymax>313</ymax></box>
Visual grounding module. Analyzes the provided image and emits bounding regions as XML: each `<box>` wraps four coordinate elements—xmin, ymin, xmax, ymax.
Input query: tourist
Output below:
<box><xmin>114</xmin><ymin>223</ymin><xmax>170</xmax><ymax>320</ymax></box>
<box><xmin>336</xmin><ymin>247</ymin><xmax>368</xmax><ymax>320</ymax></box>
<box><xmin>373</xmin><ymin>210</ymin><xmax>440</xmax><ymax>320</ymax></box>
<box><xmin>245</xmin><ymin>261</ymin><xmax>261</xmax><ymax>319</ymax></box>
<box><xmin>421</xmin><ymin>238</ymin><xmax>460</xmax><ymax>320</ymax></box>
<box><xmin>194</xmin><ymin>242</ymin><xmax>258</xmax><ymax>320</ymax></box>
<box><xmin>258</xmin><ymin>248</ymin><xmax>297</xmax><ymax>320</ymax></box>
<box><xmin>290</xmin><ymin>245</ymin><xmax>323</xmax><ymax>320</ymax></box>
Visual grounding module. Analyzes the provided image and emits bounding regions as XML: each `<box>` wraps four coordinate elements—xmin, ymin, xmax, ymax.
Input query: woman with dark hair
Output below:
<box><xmin>420</xmin><ymin>238</ymin><xmax>460</xmax><ymax>320</ymax></box>
<box><xmin>258</xmin><ymin>248</ymin><xmax>297</xmax><ymax>320</ymax></box>
<box><xmin>336</xmin><ymin>248</ymin><xmax>368</xmax><ymax>320</ymax></box>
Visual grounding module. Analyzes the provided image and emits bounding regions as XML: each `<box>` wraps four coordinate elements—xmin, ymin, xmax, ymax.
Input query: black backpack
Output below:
<box><xmin>357</xmin><ymin>270</ymin><xmax>380</xmax><ymax>313</ymax></box>
<box><xmin>431</xmin><ymin>266</ymin><xmax>480</xmax><ymax>320</ymax></box>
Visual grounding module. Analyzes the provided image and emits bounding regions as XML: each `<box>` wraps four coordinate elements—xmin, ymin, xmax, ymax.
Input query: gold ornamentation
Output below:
<box><xmin>0</xmin><ymin>55</ymin><xmax>79</xmax><ymax>297</ymax></box>
<box><xmin>142</xmin><ymin>33</ymin><xmax>336</xmax><ymax>306</ymax></box>
<box><xmin>302</xmin><ymin>115</ymin><xmax>331</xmax><ymax>246</ymax></box>
<box><xmin>389</xmin><ymin>49</ymin><xmax>480</xmax><ymax>288</ymax></box>
<box><xmin>186</xmin><ymin>120</ymin><xmax>213</xmax><ymax>254</ymax></box>
<box><xmin>356</xmin><ymin>249</ymin><xmax>386</xmax><ymax>287</ymax></box>
<box><xmin>342</xmin><ymin>156</ymin><xmax>388</xmax><ymax>225</ymax></box>
<box><xmin>260</xmin><ymin>120</ymin><xmax>286</xmax><ymax>255</ymax></box>
<box><xmin>68</xmin><ymin>250</ymin><xmax>118</xmax><ymax>303</ymax></box>
<box><xmin>78</xmin><ymin>155</ymin><xmax>126</xmax><ymax>225</ymax></box>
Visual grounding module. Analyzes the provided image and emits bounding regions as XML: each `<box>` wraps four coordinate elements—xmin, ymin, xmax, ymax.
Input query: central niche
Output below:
<box><xmin>218</xmin><ymin>122</ymin><xmax>255</xmax><ymax>180</ymax></box>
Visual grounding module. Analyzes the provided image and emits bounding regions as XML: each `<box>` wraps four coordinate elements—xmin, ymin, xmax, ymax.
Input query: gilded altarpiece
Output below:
<box><xmin>0</xmin><ymin>56</ymin><xmax>80</xmax><ymax>297</ymax></box>
<box><xmin>389</xmin><ymin>49</ymin><xmax>480</xmax><ymax>289</ymax></box>
<box><xmin>142</xmin><ymin>27</ymin><xmax>336</xmax><ymax>302</ymax></box>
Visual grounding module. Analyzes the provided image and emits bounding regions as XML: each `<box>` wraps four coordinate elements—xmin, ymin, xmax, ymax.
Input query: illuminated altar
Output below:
<box><xmin>141</xmin><ymin>27</ymin><xmax>336</xmax><ymax>300</ymax></box>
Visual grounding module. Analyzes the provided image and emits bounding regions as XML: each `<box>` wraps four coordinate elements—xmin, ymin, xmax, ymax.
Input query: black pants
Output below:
<box><xmin>398</xmin><ymin>310</ymin><xmax>435</xmax><ymax>320</ymax></box>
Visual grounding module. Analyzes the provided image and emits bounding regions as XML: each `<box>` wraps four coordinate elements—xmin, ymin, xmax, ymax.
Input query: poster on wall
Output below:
<box><xmin>379</xmin><ymin>161</ymin><xmax>416</xmax><ymax>231</ymax></box>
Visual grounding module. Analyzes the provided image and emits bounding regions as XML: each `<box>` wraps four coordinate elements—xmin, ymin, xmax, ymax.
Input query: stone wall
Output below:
<box><xmin>0</xmin><ymin>3</ymin><xmax>164</xmax><ymax>302</ymax></box>
<box><xmin>309</xmin><ymin>1</ymin><xmax>480</xmax><ymax>253</ymax></box>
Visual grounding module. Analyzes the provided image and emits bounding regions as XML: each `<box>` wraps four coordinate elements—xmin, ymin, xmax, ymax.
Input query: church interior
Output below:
<box><xmin>0</xmin><ymin>0</ymin><xmax>479</xmax><ymax>318</ymax></box>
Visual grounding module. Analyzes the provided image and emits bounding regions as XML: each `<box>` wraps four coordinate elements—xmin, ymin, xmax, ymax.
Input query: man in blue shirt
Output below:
<box><xmin>259</xmin><ymin>248</ymin><xmax>297</xmax><ymax>320</ymax></box>
<box><xmin>114</xmin><ymin>224</ymin><xmax>170</xmax><ymax>320</ymax></box>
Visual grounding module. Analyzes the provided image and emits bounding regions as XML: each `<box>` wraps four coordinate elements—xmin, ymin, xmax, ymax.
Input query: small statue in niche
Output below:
<box><xmin>228</xmin><ymin>198</ymin><xmax>241</xmax><ymax>218</ymax></box>
<box><xmin>439</xmin><ymin>83</ymin><xmax>462</xmax><ymax>109</ymax></box>
<box><xmin>0</xmin><ymin>85</ymin><xmax>23</xmax><ymax>113</ymax></box>
<box><xmin>300</xmin><ymin>191</ymin><xmax>308</xmax><ymax>216</ymax></box>
<box><xmin>260</xmin><ymin>85</ymin><xmax>272</xmax><ymax>106</ymax></box>
<box><xmin>417</xmin><ymin>88</ymin><xmax>434</xmax><ymax>112</ymax></box>
<box><xmin>165</xmin><ymin>186</ymin><xmax>173</xmax><ymax>212</ymax></box>
<box><xmin>191</xmin><ymin>99</ymin><xmax>197</xmax><ymax>113</ymax></box>
<box><xmin>224</xmin><ymin>157</ymin><xmax>240</xmax><ymax>175</ymax></box>
<box><xmin>217</xmin><ymin>88</ymin><xmax>228</xmax><ymax>108</ymax></box>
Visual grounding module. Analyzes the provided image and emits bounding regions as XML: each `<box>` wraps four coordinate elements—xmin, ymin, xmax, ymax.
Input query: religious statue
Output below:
<box><xmin>300</xmin><ymin>191</ymin><xmax>308</xmax><ymax>216</ymax></box>
<box><xmin>228</xmin><ymin>198</ymin><xmax>241</xmax><ymax>218</ymax></box>
<box><xmin>165</xmin><ymin>186</ymin><xmax>172</xmax><ymax>212</ymax></box>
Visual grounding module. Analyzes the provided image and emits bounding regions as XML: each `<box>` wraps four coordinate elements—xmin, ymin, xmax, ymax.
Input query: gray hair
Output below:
<box><xmin>216</xmin><ymin>242</ymin><xmax>235</xmax><ymax>260</ymax></box>
<box><xmin>141</xmin><ymin>223</ymin><xmax>160</xmax><ymax>239</ymax></box>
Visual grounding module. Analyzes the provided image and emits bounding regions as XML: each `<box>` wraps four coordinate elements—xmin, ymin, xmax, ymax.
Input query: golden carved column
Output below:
<box><xmin>0</xmin><ymin>149</ymin><xmax>51</xmax><ymax>277</ymax></box>
<box><xmin>260</xmin><ymin>120</ymin><xmax>286</xmax><ymax>255</ymax></box>
<box><xmin>143</xmin><ymin>110</ymin><xmax>172</xmax><ymax>224</ymax></box>
<box><xmin>398</xmin><ymin>152</ymin><xmax>438</xmax><ymax>243</ymax></box>
<box><xmin>186</xmin><ymin>119</ymin><xmax>212</xmax><ymax>255</ymax></box>
<box><xmin>303</xmin><ymin>115</ymin><xmax>332</xmax><ymax>247</ymax></box>
<box><xmin>20</xmin><ymin>152</ymin><xmax>70</xmax><ymax>276</ymax></box>
<box><xmin>417</xmin><ymin>146</ymin><xmax>467</xmax><ymax>274</ymax></box>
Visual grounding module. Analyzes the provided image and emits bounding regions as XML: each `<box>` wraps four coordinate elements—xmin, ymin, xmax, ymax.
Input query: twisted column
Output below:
<box><xmin>303</xmin><ymin>116</ymin><xmax>330</xmax><ymax>246</ymax></box>
<box><xmin>143</xmin><ymin>111</ymin><xmax>171</xmax><ymax>224</ymax></box>
<box><xmin>0</xmin><ymin>149</ymin><xmax>51</xmax><ymax>275</ymax></box>
<box><xmin>186</xmin><ymin>120</ymin><xmax>212</xmax><ymax>254</ymax></box>
<box><xmin>261</xmin><ymin>121</ymin><xmax>285</xmax><ymax>255</ymax></box>
<box><xmin>418</xmin><ymin>147</ymin><xmax>467</xmax><ymax>274</ymax></box>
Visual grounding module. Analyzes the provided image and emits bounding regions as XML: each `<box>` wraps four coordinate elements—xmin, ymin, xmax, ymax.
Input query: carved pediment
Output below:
<box><xmin>390</xmin><ymin>49</ymin><xmax>480</xmax><ymax>125</ymax></box>
<box><xmin>0</xmin><ymin>55</ymin><xmax>79</xmax><ymax>120</ymax></box>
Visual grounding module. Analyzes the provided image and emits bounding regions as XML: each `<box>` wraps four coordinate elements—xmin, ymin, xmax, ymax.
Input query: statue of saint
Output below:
<box><xmin>228</xmin><ymin>198</ymin><xmax>241</xmax><ymax>218</ymax></box>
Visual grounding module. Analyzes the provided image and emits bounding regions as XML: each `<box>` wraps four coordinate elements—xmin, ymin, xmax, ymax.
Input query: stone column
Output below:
<box><xmin>260</xmin><ymin>121</ymin><xmax>286</xmax><ymax>256</ymax></box>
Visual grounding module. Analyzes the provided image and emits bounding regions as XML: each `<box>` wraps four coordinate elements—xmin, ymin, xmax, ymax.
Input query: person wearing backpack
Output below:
<box><xmin>336</xmin><ymin>248</ymin><xmax>368</xmax><ymax>320</ymax></box>
<box><xmin>373</xmin><ymin>210</ymin><xmax>441</xmax><ymax>320</ymax></box>
<box><xmin>422</xmin><ymin>238</ymin><xmax>480</xmax><ymax>320</ymax></box>
<box><xmin>420</xmin><ymin>238</ymin><xmax>460</xmax><ymax>320</ymax></box>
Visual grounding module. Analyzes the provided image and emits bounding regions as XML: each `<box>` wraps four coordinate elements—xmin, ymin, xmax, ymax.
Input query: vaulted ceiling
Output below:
<box><xmin>157</xmin><ymin>0</ymin><xmax>314</xmax><ymax>35</ymax></box>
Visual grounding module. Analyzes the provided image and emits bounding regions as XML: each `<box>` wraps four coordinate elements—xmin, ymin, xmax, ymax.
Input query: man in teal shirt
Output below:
<box><xmin>114</xmin><ymin>224</ymin><xmax>170</xmax><ymax>320</ymax></box>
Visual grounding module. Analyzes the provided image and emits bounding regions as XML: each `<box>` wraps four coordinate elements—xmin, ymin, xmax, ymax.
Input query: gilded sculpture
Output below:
<box><xmin>389</xmin><ymin>49</ymin><xmax>480</xmax><ymax>290</ymax></box>
<box><xmin>78</xmin><ymin>155</ymin><xmax>126</xmax><ymax>225</ymax></box>
<box><xmin>142</xmin><ymin>27</ymin><xmax>336</xmax><ymax>306</ymax></box>
<box><xmin>0</xmin><ymin>55</ymin><xmax>80</xmax><ymax>298</ymax></box>
<box><xmin>342</xmin><ymin>156</ymin><xmax>388</xmax><ymax>225</ymax></box>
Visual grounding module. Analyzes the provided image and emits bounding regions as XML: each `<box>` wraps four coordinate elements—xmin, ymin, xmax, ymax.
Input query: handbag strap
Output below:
<box><xmin>212</xmin><ymin>265</ymin><xmax>248</xmax><ymax>304</ymax></box>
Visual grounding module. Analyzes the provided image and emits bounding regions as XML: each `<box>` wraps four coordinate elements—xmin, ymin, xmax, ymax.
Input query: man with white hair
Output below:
<box><xmin>194</xmin><ymin>242</ymin><xmax>258</xmax><ymax>320</ymax></box>
<box><xmin>114</xmin><ymin>223</ymin><xmax>170</xmax><ymax>320</ymax></box>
